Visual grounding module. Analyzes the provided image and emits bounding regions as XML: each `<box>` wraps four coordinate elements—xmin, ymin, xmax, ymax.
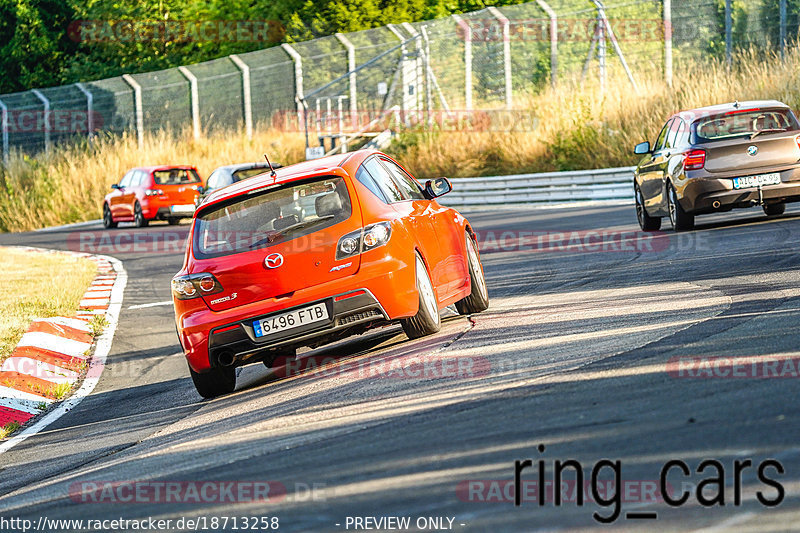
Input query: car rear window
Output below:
<box><xmin>153</xmin><ymin>169</ymin><xmax>201</xmax><ymax>185</ymax></box>
<box><xmin>193</xmin><ymin>176</ymin><xmax>352</xmax><ymax>258</ymax></box>
<box><xmin>693</xmin><ymin>109</ymin><xmax>799</xmax><ymax>143</ymax></box>
<box><xmin>232</xmin><ymin>167</ymin><xmax>267</xmax><ymax>181</ymax></box>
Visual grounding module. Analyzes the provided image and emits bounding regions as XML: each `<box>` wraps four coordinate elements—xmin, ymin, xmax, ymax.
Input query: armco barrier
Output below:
<box><xmin>441</xmin><ymin>166</ymin><xmax>635</xmax><ymax>207</ymax></box>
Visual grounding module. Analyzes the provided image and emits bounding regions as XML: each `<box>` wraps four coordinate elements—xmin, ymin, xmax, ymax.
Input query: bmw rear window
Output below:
<box><xmin>193</xmin><ymin>176</ymin><xmax>352</xmax><ymax>259</ymax></box>
<box><xmin>693</xmin><ymin>109</ymin><xmax>799</xmax><ymax>143</ymax></box>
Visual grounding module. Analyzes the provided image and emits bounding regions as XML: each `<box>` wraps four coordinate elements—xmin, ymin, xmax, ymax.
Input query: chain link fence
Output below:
<box><xmin>0</xmin><ymin>0</ymin><xmax>797</xmax><ymax>162</ymax></box>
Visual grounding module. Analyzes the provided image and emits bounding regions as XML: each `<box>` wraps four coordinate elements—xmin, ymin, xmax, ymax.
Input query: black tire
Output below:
<box><xmin>102</xmin><ymin>204</ymin><xmax>117</xmax><ymax>229</ymax></box>
<box><xmin>764</xmin><ymin>203</ymin><xmax>786</xmax><ymax>216</ymax></box>
<box><xmin>168</xmin><ymin>217</ymin><xmax>181</xmax><ymax>225</ymax></box>
<box><xmin>667</xmin><ymin>183</ymin><xmax>694</xmax><ymax>231</ymax></box>
<box><xmin>401</xmin><ymin>254</ymin><xmax>441</xmax><ymax>339</ymax></box>
<box><xmin>455</xmin><ymin>232</ymin><xmax>489</xmax><ymax>315</ymax></box>
<box><xmin>134</xmin><ymin>202</ymin><xmax>149</xmax><ymax>228</ymax></box>
<box><xmin>189</xmin><ymin>363</ymin><xmax>236</xmax><ymax>399</ymax></box>
<box><xmin>635</xmin><ymin>183</ymin><xmax>661</xmax><ymax>231</ymax></box>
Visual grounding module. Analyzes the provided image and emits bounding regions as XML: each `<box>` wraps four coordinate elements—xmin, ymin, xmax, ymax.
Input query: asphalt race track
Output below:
<box><xmin>2</xmin><ymin>203</ymin><xmax>800</xmax><ymax>531</ymax></box>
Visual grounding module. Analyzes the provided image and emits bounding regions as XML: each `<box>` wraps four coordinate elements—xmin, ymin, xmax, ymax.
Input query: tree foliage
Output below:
<box><xmin>0</xmin><ymin>0</ymin><xmax>527</xmax><ymax>93</ymax></box>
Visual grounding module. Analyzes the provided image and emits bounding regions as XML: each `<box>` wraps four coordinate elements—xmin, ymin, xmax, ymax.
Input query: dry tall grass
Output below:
<box><xmin>0</xmin><ymin>129</ymin><xmax>306</xmax><ymax>232</ymax></box>
<box><xmin>2</xmin><ymin>47</ymin><xmax>799</xmax><ymax>231</ymax></box>
<box><xmin>390</xmin><ymin>47</ymin><xmax>800</xmax><ymax>178</ymax></box>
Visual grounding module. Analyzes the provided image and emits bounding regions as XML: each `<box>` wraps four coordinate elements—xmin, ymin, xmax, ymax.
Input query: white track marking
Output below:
<box><xmin>127</xmin><ymin>300</ymin><xmax>173</xmax><ymax>310</ymax></box>
<box><xmin>16</xmin><ymin>332</ymin><xmax>91</xmax><ymax>359</ymax></box>
<box><xmin>33</xmin><ymin>317</ymin><xmax>92</xmax><ymax>333</ymax></box>
<box><xmin>1</xmin><ymin>357</ymin><xmax>80</xmax><ymax>382</ymax></box>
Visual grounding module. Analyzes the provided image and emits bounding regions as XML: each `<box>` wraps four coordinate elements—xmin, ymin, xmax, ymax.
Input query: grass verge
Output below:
<box><xmin>0</xmin><ymin>247</ymin><xmax>97</xmax><ymax>363</ymax></box>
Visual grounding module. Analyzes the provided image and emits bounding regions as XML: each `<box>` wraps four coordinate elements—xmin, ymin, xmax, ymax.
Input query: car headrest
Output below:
<box><xmin>315</xmin><ymin>192</ymin><xmax>343</xmax><ymax>218</ymax></box>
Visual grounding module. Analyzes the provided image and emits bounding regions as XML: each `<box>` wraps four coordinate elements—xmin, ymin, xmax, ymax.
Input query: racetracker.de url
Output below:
<box><xmin>0</xmin><ymin>516</ymin><xmax>280</xmax><ymax>532</ymax></box>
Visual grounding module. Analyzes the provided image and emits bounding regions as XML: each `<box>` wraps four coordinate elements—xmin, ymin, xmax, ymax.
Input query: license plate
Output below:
<box><xmin>170</xmin><ymin>204</ymin><xmax>195</xmax><ymax>213</ymax></box>
<box><xmin>732</xmin><ymin>173</ymin><xmax>781</xmax><ymax>189</ymax></box>
<box><xmin>253</xmin><ymin>303</ymin><xmax>329</xmax><ymax>338</ymax></box>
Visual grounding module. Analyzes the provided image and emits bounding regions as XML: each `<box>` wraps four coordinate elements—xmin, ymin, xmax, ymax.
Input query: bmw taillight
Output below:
<box><xmin>145</xmin><ymin>189</ymin><xmax>164</xmax><ymax>196</ymax></box>
<box><xmin>171</xmin><ymin>273</ymin><xmax>223</xmax><ymax>300</ymax></box>
<box><xmin>684</xmin><ymin>149</ymin><xmax>706</xmax><ymax>171</ymax></box>
<box><xmin>795</xmin><ymin>135</ymin><xmax>800</xmax><ymax>150</ymax></box>
<box><xmin>336</xmin><ymin>222</ymin><xmax>392</xmax><ymax>260</ymax></box>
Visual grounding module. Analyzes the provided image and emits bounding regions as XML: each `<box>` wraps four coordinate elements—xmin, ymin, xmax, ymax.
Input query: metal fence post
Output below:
<box><xmin>229</xmin><ymin>55</ymin><xmax>253</xmax><ymax>140</ymax></box>
<box><xmin>663</xmin><ymin>0</ymin><xmax>673</xmax><ymax>87</ymax></box>
<box><xmin>487</xmin><ymin>7</ymin><xmax>512</xmax><ymax>109</ymax></box>
<box><xmin>780</xmin><ymin>0</ymin><xmax>787</xmax><ymax>59</ymax></box>
<box><xmin>281</xmin><ymin>43</ymin><xmax>305</xmax><ymax>130</ymax></box>
<box><xmin>421</xmin><ymin>26</ymin><xmax>434</xmax><ymax>125</ymax></box>
<box><xmin>452</xmin><ymin>14</ymin><xmax>473</xmax><ymax>110</ymax></box>
<box><xmin>178</xmin><ymin>66</ymin><xmax>200</xmax><ymax>140</ymax></box>
<box><xmin>122</xmin><ymin>74</ymin><xmax>144</xmax><ymax>149</ymax></box>
<box><xmin>402</xmin><ymin>22</ymin><xmax>425</xmax><ymax>113</ymax></box>
<box><xmin>31</xmin><ymin>89</ymin><xmax>51</xmax><ymax>153</ymax></box>
<box><xmin>535</xmin><ymin>0</ymin><xmax>558</xmax><ymax>88</ymax></box>
<box><xmin>0</xmin><ymin>97</ymin><xmax>8</xmax><ymax>165</ymax></box>
<box><xmin>335</xmin><ymin>33</ymin><xmax>358</xmax><ymax>129</ymax></box>
<box><xmin>75</xmin><ymin>83</ymin><xmax>94</xmax><ymax>135</ymax></box>
<box><xmin>725</xmin><ymin>0</ymin><xmax>732</xmax><ymax>68</ymax></box>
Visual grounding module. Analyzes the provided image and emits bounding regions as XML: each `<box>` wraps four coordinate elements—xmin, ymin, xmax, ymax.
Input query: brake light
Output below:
<box><xmin>145</xmin><ymin>189</ymin><xmax>164</xmax><ymax>196</ymax></box>
<box><xmin>171</xmin><ymin>273</ymin><xmax>224</xmax><ymax>300</ymax></box>
<box><xmin>796</xmin><ymin>135</ymin><xmax>800</xmax><ymax>150</ymax></box>
<box><xmin>684</xmin><ymin>149</ymin><xmax>706</xmax><ymax>171</ymax></box>
<box><xmin>336</xmin><ymin>222</ymin><xmax>392</xmax><ymax>260</ymax></box>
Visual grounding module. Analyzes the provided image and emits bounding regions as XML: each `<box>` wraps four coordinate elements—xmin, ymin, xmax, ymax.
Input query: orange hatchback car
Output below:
<box><xmin>103</xmin><ymin>166</ymin><xmax>203</xmax><ymax>228</ymax></box>
<box><xmin>172</xmin><ymin>150</ymin><xmax>489</xmax><ymax>398</ymax></box>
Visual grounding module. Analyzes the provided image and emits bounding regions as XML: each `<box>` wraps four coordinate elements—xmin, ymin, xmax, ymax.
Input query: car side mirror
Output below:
<box><xmin>424</xmin><ymin>177</ymin><xmax>452</xmax><ymax>199</ymax></box>
<box><xmin>634</xmin><ymin>141</ymin><xmax>651</xmax><ymax>155</ymax></box>
<box><xmin>196</xmin><ymin>186</ymin><xmax>204</xmax><ymax>195</ymax></box>
<box><xmin>111</xmin><ymin>184</ymin><xmax>120</xmax><ymax>190</ymax></box>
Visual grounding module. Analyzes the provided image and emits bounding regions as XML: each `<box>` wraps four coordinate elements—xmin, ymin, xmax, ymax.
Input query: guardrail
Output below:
<box><xmin>440</xmin><ymin>166</ymin><xmax>636</xmax><ymax>207</ymax></box>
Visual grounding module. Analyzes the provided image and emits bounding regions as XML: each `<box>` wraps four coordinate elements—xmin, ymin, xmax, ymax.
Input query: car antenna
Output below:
<box><xmin>264</xmin><ymin>153</ymin><xmax>277</xmax><ymax>177</ymax></box>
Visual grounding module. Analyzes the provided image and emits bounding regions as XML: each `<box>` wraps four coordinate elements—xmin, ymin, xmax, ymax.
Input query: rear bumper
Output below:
<box><xmin>176</xmin><ymin>252</ymin><xmax>418</xmax><ymax>373</ymax></box>
<box><xmin>141</xmin><ymin>200</ymin><xmax>197</xmax><ymax>220</ymax></box>
<box><xmin>680</xmin><ymin>169</ymin><xmax>800</xmax><ymax>213</ymax></box>
<box><xmin>206</xmin><ymin>289</ymin><xmax>387</xmax><ymax>369</ymax></box>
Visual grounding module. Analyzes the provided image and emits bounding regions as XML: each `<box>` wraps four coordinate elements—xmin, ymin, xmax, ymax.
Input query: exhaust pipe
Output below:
<box><xmin>217</xmin><ymin>351</ymin><xmax>236</xmax><ymax>367</ymax></box>
<box><xmin>712</xmin><ymin>201</ymin><xmax>721</xmax><ymax>209</ymax></box>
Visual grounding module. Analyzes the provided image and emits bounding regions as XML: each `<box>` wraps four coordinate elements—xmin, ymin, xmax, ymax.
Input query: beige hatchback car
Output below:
<box><xmin>633</xmin><ymin>100</ymin><xmax>800</xmax><ymax>231</ymax></box>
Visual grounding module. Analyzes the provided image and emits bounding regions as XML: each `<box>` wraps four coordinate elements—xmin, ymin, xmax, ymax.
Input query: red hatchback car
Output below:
<box><xmin>103</xmin><ymin>165</ymin><xmax>203</xmax><ymax>228</ymax></box>
<box><xmin>172</xmin><ymin>150</ymin><xmax>489</xmax><ymax>398</ymax></box>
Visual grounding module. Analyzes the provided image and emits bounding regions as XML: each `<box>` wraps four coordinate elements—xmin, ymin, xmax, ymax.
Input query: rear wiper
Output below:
<box><xmin>249</xmin><ymin>215</ymin><xmax>335</xmax><ymax>249</ymax></box>
<box><xmin>750</xmin><ymin>128</ymin><xmax>786</xmax><ymax>139</ymax></box>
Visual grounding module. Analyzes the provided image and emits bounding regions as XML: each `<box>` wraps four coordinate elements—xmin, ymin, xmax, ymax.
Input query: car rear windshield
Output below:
<box><xmin>232</xmin><ymin>167</ymin><xmax>267</xmax><ymax>181</ymax></box>
<box><xmin>153</xmin><ymin>169</ymin><xmax>201</xmax><ymax>185</ymax></box>
<box><xmin>193</xmin><ymin>176</ymin><xmax>352</xmax><ymax>259</ymax></box>
<box><xmin>693</xmin><ymin>109</ymin><xmax>799</xmax><ymax>143</ymax></box>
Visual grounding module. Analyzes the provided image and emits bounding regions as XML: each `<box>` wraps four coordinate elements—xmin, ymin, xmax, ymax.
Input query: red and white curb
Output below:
<box><xmin>0</xmin><ymin>247</ymin><xmax>126</xmax><ymax>454</ymax></box>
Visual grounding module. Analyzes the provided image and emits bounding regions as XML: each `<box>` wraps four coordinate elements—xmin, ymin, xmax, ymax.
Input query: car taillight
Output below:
<box><xmin>684</xmin><ymin>149</ymin><xmax>706</xmax><ymax>171</ymax></box>
<box><xmin>145</xmin><ymin>189</ymin><xmax>164</xmax><ymax>196</ymax></box>
<box><xmin>795</xmin><ymin>135</ymin><xmax>800</xmax><ymax>150</ymax></box>
<box><xmin>336</xmin><ymin>222</ymin><xmax>392</xmax><ymax>260</ymax></box>
<box><xmin>171</xmin><ymin>273</ymin><xmax>223</xmax><ymax>300</ymax></box>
